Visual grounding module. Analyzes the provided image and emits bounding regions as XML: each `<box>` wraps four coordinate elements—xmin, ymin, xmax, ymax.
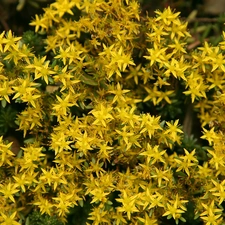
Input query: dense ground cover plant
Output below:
<box><xmin>1</xmin><ymin>0</ymin><xmax>225</xmax><ymax>224</ymax></box>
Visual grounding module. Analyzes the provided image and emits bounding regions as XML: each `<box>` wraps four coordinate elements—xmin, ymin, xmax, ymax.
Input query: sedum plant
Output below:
<box><xmin>1</xmin><ymin>0</ymin><xmax>225</xmax><ymax>224</ymax></box>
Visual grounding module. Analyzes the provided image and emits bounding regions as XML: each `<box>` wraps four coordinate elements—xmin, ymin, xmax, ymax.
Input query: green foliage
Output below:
<box><xmin>27</xmin><ymin>211</ymin><xmax>64</xmax><ymax>225</ymax></box>
<box><xmin>21</xmin><ymin>31</ymin><xmax>46</xmax><ymax>56</ymax></box>
<box><xmin>0</xmin><ymin>105</ymin><xmax>18</xmax><ymax>135</ymax></box>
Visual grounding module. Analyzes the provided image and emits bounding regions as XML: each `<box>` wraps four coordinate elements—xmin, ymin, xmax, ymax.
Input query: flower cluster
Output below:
<box><xmin>0</xmin><ymin>0</ymin><xmax>225</xmax><ymax>225</ymax></box>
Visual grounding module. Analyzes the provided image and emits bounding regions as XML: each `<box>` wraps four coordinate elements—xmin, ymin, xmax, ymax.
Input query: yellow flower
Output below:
<box><xmin>13</xmin><ymin>173</ymin><xmax>30</xmax><ymax>192</ymax></box>
<box><xmin>164</xmin><ymin>119</ymin><xmax>183</xmax><ymax>143</ymax></box>
<box><xmin>148</xmin><ymin>191</ymin><xmax>164</xmax><ymax>209</ymax></box>
<box><xmin>144</xmin><ymin>42</ymin><xmax>167</xmax><ymax>66</ymax></box>
<box><xmin>210</xmin><ymin>180</ymin><xmax>225</xmax><ymax>205</ymax></box>
<box><xmin>168</xmin><ymin>38</ymin><xmax>187</xmax><ymax>54</ymax></box>
<box><xmin>175</xmin><ymin>149</ymin><xmax>198</xmax><ymax>176</ymax></box>
<box><xmin>0</xmin><ymin>212</ymin><xmax>20</xmax><ymax>225</ymax></box>
<box><xmin>197</xmin><ymin>162</ymin><xmax>212</xmax><ymax>178</ymax></box>
<box><xmin>53</xmin><ymin>94</ymin><xmax>75</xmax><ymax>120</ymax></box>
<box><xmin>0</xmin><ymin>136</ymin><xmax>15</xmax><ymax>166</ymax></box>
<box><xmin>19</xmin><ymin>146</ymin><xmax>45</xmax><ymax>171</ymax></box>
<box><xmin>40</xmin><ymin>168</ymin><xmax>58</xmax><ymax>186</ymax></box>
<box><xmin>54</xmin><ymin>46</ymin><xmax>82</xmax><ymax>65</ymax></box>
<box><xmin>110</xmin><ymin>46</ymin><xmax>135</xmax><ymax>72</ymax></box>
<box><xmin>90</xmin><ymin>103</ymin><xmax>114</xmax><ymax>127</ymax></box>
<box><xmin>162</xmin><ymin>196</ymin><xmax>186</xmax><ymax>221</ymax></box>
<box><xmin>33</xmin><ymin>60</ymin><xmax>56</xmax><ymax>84</ymax></box>
<box><xmin>207</xmin><ymin>149</ymin><xmax>225</xmax><ymax>170</ymax></box>
<box><xmin>96</xmin><ymin>142</ymin><xmax>113</xmax><ymax>161</ymax></box>
<box><xmin>182</xmin><ymin>148</ymin><xmax>198</xmax><ymax>163</ymax></box>
<box><xmin>75</xmin><ymin>131</ymin><xmax>94</xmax><ymax>156</ymax></box>
<box><xmin>203</xmin><ymin>46</ymin><xmax>225</xmax><ymax>72</ymax></box>
<box><xmin>126</xmin><ymin>64</ymin><xmax>142</xmax><ymax>85</ymax></box>
<box><xmin>167</xmin><ymin>19</ymin><xmax>190</xmax><ymax>40</ymax></box>
<box><xmin>201</xmin><ymin>127</ymin><xmax>219</xmax><ymax>146</ymax></box>
<box><xmin>137</xmin><ymin>213</ymin><xmax>158</xmax><ymax>225</ymax></box>
<box><xmin>88</xmin><ymin>207</ymin><xmax>109</xmax><ymax>224</ymax></box>
<box><xmin>12</xmin><ymin>77</ymin><xmax>39</xmax><ymax>101</ymax></box>
<box><xmin>151</xmin><ymin>167</ymin><xmax>170</xmax><ymax>187</ymax></box>
<box><xmin>140</xmin><ymin>114</ymin><xmax>162</xmax><ymax>138</ymax></box>
<box><xmin>108</xmin><ymin>83</ymin><xmax>130</xmax><ymax>104</ymax></box>
<box><xmin>147</xmin><ymin>22</ymin><xmax>168</xmax><ymax>43</ymax></box>
<box><xmin>156</xmin><ymin>89</ymin><xmax>174</xmax><ymax>104</ymax></box>
<box><xmin>0</xmin><ymin>31</ymin><xmax>5</xmax><ymax>52</ymax></box>
<box><xmin>51</xmin><ymin>132</ymin><xmax>73</xmax><ymax>154</ymax></box>
<box><xmin>90</xmin><ymin>187</ymin><xmax>109</xmax><ymax>204</ymax></box>
<box><xmin>29</xmin><ymin>14</ymin><xmax>48</xmax><ymax>32</ymax></box>
<box><xmin>155</xmin><ymin>7</ymin><xmax>180</xmax><ymax>26</ymax></box>
<box><xmin>164</xmin><ymin>58</ymin><xmax>185</xmax><ymax>79</ymax></box>
<box><xmin>99</xmin><ymin>43</ymin><xmax>115</xmax><ymax>60</ymax></box>
<box><xmin>112</xmin><ymin>211</ymin><xmax>128</xmax><ymax>225</ymax></box>
<box><xmin>183</xmin><ymin>70</ymin><xmax>208</xmax><ymax>103</ymax></box>
<box><xmin>33</xmin><ymin>194</ymin><xmax>54</xmax><ymax>216</ymax></box>
<box><xmin>116</xmin><ymin>190</ymin><xmax>139</xmax><ymax>220</ymax></box>
<box><xmin>200</xmin><ymin>200</ymin><xmax>223</xmax><ymax>225</ymax></box>
<box><xmin>207</xmin><ymin>72</ymin><xmax>225</xmax><ymax>90</ymax></box>
<box><xmin>116</xmin><ymin>125</ymin><xmax>134</xmax><ymax>146</ymax></box>
<box><xmin>2</xmin><ymin>30</ymin><xmax>21</xmax><ymax>52</ymax></box>
<box><xmin>53</xmin><ymin>192</ymin><xmax>74</xmax><ymax>216</ymax></box>
<box><xmin>0</xmin><ymin>183</ymin><xmax>19</xmax><ymax>203</ymax></box>
<box><xmin>140</xmin><ymin>144</ymin><xmax>166</xmax><ymax>165</ymax></box>
<box><xmin>115</xmin><ymin>106</ymin><xmax>140</xmax><ymax>128</ymax></box>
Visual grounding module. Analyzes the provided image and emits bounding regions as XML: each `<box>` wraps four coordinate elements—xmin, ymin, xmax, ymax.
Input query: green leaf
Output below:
<box><xmin>160</xmin><ymin>120</ymin><xmax>166</xmax><ymax>128</ymax></box>
<box><xmin>51</xmin><ymin>59</ymin><xmax>58</xmax><ymax>68</ymax></box>
<box><xmin>24</xmin><ymin>137</ymin><xmax>36</xmax><ymax>144</ymax></box>
<box><xmin>80</xmin><ymin>73</ymin><xmax>98</xmax><ymax>86</ymax></box>
<box><xmin>1</xmin><ymin>99</ymin><xmax>7</xmax><ymax>108</ymax></box>
<box><xmin>48</xmin><ymin>76</ymin><xmax>54</xmax><ymax>84</ymax></box>
<box><xmin>194</xmin><ymin>213</ymin><xmax>200</xmax><ymax>220</ymax></box>
<box><xmin>180</xmin><ymin>217</ymin><xmax>186</xmax><ymax>222</ymax></box>
<box><xmin>176</xmin><ymin>171</ymin><xmax>187</xmax><ymax>177</ymax></box>
<box><xmin>106</xmin><ymin>200</ymin><xmax>113</xmax><ymax>205</ymax></box>
<box><xmin>78</xmin><ymin>101</ymin><xmax>84</xmax><ymax>110</ymax></box>
<box><xmin>28</xmin><ymin>1</ymin><xmax>40</xmax><ymax>9</ymax></box>
<box><xmin>17</xmin><ymin>149</ymin><xmax>23</xmax><ymax>158</ymax></box>
<box><xmin>78</xmin><ymin>199</ymin><xmax>84</xmax><ymax>207</ymax></box>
